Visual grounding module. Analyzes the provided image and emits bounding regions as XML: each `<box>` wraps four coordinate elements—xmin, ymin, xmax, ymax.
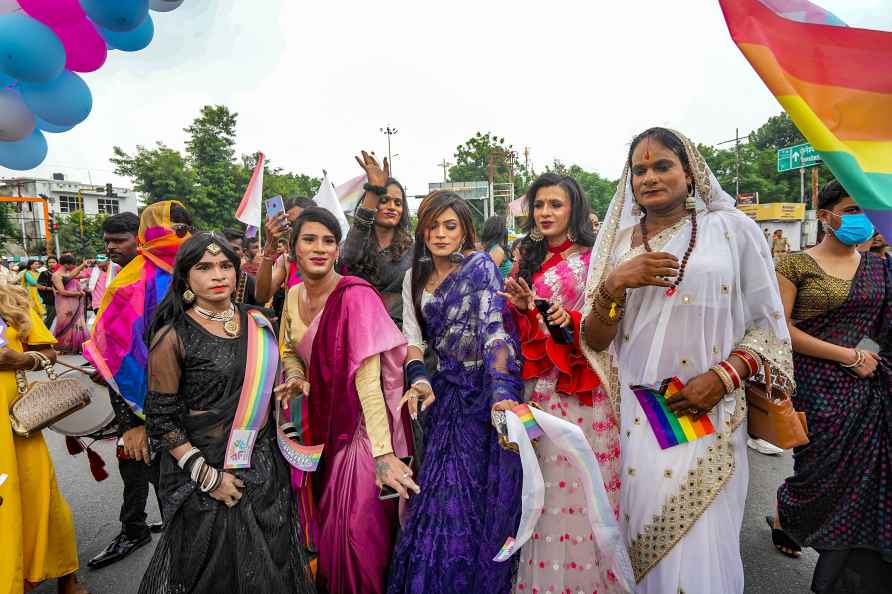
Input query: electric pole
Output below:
<box><xmin>437</xmin><ymin>159</ymin><xmax>451</xmax><ymax>182</ymax></box>
<box><xmin>380</xmin><ymin>126</ymin><xmax>398</xmax><ymax>173</ymax></box>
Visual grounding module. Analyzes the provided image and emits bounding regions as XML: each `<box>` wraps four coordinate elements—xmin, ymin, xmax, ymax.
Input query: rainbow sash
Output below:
<box><xmin>224</xmin><ymin>310</ymin><xmax>280</xmax><ymax>469</ymax></box>
<box><xmin>512</xmin><ymin>403</ymin><xmax>544</xmax><ymax>440</ymax></box>
<box><xmin>276</xmin><ymin>401</ymin><xmax>324</xmax><ymax>478</ymax></box>
<box><xmin>631</xmin><ymin>377</ymin><xmax>716</xmax><ymax>450</ymax></box>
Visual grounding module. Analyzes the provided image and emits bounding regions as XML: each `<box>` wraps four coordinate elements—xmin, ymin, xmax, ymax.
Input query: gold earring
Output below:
<box><xmin>529</xmin><ymin>227</ymin><xmax>544</xmax><ymax>242</ymax></box>
<box><xmin>631</xmin><ymin>202</ymin><xmax>642</xmax><ymax>217</ymax></box>
<box><xmin>183</xmin><ymin>289</ymin><xmax>195</xmax><ymax>303</ymax></box>
<box><xmin>567</xmin><ymin>230</ymin><xmax>576</xmax><ymax>243</ymax></box>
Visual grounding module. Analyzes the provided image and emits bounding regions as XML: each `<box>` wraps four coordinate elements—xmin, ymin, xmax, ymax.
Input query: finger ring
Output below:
<box><xmin>401</xmin><ymin>472</ymin><xmax>410</xmax><ymax>478</ymax></box>
<box><xmin>687</xmin><ymin>407</ymin><xmax>699</xmax><ymax>416</ymax></box>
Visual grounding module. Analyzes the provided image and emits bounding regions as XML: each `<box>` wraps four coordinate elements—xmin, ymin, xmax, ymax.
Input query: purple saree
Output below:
<box><xmin>386</xmin><ymin>252</ymin><xmax>523</xmax><ymax>594</ymax></box>
<box><xmin>304</xmin><ymin>276</ymin><xmax>410</xmax><ymax>594</ymax></box>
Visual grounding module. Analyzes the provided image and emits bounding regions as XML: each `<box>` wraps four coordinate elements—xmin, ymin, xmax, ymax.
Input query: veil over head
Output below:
<box><xmin>581</xmin><ymin>128</ymin><xmax>736</xmax><ymax>396</ymax></box>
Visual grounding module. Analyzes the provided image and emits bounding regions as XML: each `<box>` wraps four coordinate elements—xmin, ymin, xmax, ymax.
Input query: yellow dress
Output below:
<box><xmin>0</xmin><ymin>309</ymin><xmax>78</xmax><ymax>594</ymax></box>
<box><xmin>20</xmin><ymin>273</ymin><xmax>46</xmax><ymax>319</ymax></box>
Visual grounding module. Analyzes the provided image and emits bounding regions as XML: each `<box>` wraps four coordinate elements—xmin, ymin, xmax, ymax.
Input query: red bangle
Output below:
<box><xmin>730</xmin><ymin>349</ymin><xmax>759</xmax><ymax>377</ymax></box>
<box><xmin>718</xmin><ymin>360</ymin><xmax>742</xmax><ymax>390</ymax></box>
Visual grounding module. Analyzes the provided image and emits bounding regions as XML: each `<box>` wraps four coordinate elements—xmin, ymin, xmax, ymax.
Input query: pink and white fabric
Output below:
<box><xmin>515</xmin><ymin>247</ymin><xmax>625</xmax><ymax>594</ymax></box>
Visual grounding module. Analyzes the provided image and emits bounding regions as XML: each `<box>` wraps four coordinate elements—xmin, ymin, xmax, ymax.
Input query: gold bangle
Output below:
<box><xmin>709</xmin><ymin>364</ymin><xmax>735</xmax><ymax>395</ymax></box>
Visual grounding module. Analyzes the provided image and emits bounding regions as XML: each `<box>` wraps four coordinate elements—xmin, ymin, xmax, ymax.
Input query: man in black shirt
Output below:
<box><xmin>37</xmin><ymin>255</ymin><xmax>58</xmax><ymax>326</ymax></box>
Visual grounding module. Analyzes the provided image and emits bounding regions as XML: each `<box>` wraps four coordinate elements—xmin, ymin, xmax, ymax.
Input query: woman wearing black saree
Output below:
<box><xmin>139</xmin><ymin>233</ymin><xmax>315</xmax><ymax>593</ymax></box>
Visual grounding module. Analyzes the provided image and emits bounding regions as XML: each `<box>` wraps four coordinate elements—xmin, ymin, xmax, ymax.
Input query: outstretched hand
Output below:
<box><xmin>354</xmin><ymin>150</ymin><xmax>390</xmax><ymax>187</ymax></box>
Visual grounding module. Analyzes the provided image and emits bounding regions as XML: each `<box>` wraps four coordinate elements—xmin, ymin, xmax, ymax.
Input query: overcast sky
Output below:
<box><xmin>2</xmin><ymin>0</ymin><xmax>890</xmax><ymax>200</ymax></box>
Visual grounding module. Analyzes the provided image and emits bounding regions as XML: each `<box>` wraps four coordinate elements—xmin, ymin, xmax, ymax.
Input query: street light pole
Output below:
<box><xmin>380</xmin><ymin>126</ymin><xmax>398</xmax><ymax>173</ymax></box>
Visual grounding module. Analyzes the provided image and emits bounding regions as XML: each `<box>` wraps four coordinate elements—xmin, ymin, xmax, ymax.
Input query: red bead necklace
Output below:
<box><xmin>640</xmin><ymin>211</ymin><xmax>698</xmax><ymax>297</ymax></box>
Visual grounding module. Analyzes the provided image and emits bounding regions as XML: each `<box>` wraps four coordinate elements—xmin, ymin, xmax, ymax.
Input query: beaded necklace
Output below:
<box><xmin>640</xmin><ymin>211</ymin><xmax>698</xmax><ymax>297</ymax></box>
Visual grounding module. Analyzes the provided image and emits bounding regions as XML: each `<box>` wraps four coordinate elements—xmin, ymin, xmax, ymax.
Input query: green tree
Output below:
<box><xmin>545</xmin><ymin>160</ymin><xmax>616</xmax><ymax>218</ymax></box>
<box><xmin>56</xmin><ymin>212</ymin><xmax>107</xmax><ymax>257</ymax></box>
<box><xmin>748</xmin><ymin>112</ymin><xmax>805</xmax><ymax>150</ymax></box>
<box><xmin>184</xmin><ymin>105</ymin><xmax>241</xmax><ymax>229</ymax></box>
<box><xmin>0</xmin><ymin>204</ymin><xmax>19</xmax><ymax>247</ymax></box>
<box><xmin>110</xmin><ymin>142</ymin><xmax>194</xmax><ymax>204</ymax></box>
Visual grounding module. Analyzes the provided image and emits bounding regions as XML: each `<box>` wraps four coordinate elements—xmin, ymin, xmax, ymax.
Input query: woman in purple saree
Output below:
<box><xmin>388</xmin><ymin>192</ymin><xmax>523</xmax><ymax>594</ymax></box>
<box><xmin>278</xmin><ymin>207</ymin><xmax>415</xmax><ymax>594</ymax></box>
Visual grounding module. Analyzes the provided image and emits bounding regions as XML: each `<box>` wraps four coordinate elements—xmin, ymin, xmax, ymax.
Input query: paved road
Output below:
<box><xmin>32</xmin><ymin>358</ymin><xmax>817</xmax><ymax>593</ymax></box>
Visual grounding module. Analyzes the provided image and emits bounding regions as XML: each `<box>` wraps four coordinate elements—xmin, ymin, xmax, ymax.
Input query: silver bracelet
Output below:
<box><xmin>177</xmin><ymin>447</ymin><xmax>201</xmax><ymax>470</ymax></box>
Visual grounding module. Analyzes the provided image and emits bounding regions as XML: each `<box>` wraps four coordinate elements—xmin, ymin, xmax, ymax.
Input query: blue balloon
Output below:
<box><xmin>80</xmin><ymin>0</ymin><xmax>149</xmax><ymax>32</ymax></box>
<box><xmin>0</xmin><ymin>71</ymin><xmax>14</xmax><ymax>89</ymax></box>
<box><xmin>0</xmin><ymin>14</ymin><xmax>66</xmax><ymax>84</ymax></box>
<box><xmin>99</xmin><ymin>15</ymin><xmax>154</xmax><ymax>52</ymax></box>
<box><xmin>35</xmin><ymin>116</ymin><xmax>74</xmax><ymax>134</ymax></box>
<box><xmin>20</xmin><ymin>70</ymin><xmax>92</xmax><ymax>127</ymax></box>
<box><xmin>0</xmin><ymin>129</ymin><xmax>48</xmax><ymax>171</ymax></box>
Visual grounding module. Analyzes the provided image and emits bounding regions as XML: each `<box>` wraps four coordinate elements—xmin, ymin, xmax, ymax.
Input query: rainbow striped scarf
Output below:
<box><xmin>720</xmin><ymin>0</ymin><xmax>892</xmax><ymax>238</ymax></box>
<box><xmin>224</xmin><ymin>309</ymin><xmax>280</xmax><ymax>469</ymax></box>
<box><xmin>83</xmin><ymin>201</ymin><xmax>188</xmax><ymax>417</ymax></box>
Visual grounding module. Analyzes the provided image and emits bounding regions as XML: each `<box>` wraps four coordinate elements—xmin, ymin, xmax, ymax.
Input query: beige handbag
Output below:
<box><xmin>9</xmin><ymin>355</ymin><xmax>92</xmax><ymax>438</ymax></box>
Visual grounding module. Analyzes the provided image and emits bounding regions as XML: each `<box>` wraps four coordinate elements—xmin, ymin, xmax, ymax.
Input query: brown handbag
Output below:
<box><xmin>745</xmin><ymin>362</ymin><xmax>809</xmax><ymax>449</ymax></box>
<box><xmin>9</xmin><ymin>359</ymin><xmax>92</xmax><ymax>439</ymax></box>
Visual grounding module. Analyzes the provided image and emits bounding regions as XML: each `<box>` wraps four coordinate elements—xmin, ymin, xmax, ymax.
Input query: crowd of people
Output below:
<box><xmin>0</xmin><ymin>128</ymin><xmax>889</xmax><ymax>594</ymax></box>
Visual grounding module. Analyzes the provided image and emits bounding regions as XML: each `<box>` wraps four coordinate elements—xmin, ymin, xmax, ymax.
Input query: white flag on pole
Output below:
<box><xmin>236</xmin><ymin>152</ymin><xmax>265</xmax><ymax>237</ymax></box>
<box><xmin>313</xmin><ymin>171</ymin><xmax>350</xmax><ymax>239</ymax></box>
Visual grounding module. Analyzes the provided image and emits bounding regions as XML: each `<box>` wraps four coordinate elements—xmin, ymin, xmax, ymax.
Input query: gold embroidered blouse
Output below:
<box><xmin>775</xmin><ymin>252</ymin><xmax>851</xmax><ymax>323</ymax></box>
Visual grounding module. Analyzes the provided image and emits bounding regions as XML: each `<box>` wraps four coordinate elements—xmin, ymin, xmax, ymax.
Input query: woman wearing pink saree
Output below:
<box><xmin>51</xmin><ymin>254</ymin><xmax>90</xmax><ymax>354</ymax></box>
<box><xmin>278</xmin><ymin>207</ymin><xmax>416</xmax><ymax>594</ymax></box>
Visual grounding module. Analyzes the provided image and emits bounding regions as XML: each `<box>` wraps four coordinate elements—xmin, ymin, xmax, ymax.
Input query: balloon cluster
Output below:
<box><xmin>0</xmin><ymin>0</ymin><xmax>185</xmax><ymax>170</ymax></box>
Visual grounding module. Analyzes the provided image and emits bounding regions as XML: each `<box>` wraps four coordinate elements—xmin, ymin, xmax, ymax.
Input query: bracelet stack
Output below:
<box><xmin>840</xmin><ymin>349</ymin><xmax>865</xmax><ymax>369</ymax></box>
<box><xmin>178</xmin><ymin>447</ymin><xmax>223</xmax><ymax>494</ymax></box>
<box><xmin>730</xmin><ymin>348</ymin><xmax>760</xmax><ymax>377</ymax></box>
<box><xmin>363</xmin><ymin>182</ymin><xmax>387</xmax><ymax>196</ymax></box>
<box><xmin>591</xmin><ymin>282</ymin><xmax>626</xmax><ymax>326</ymax></box>
<box><xmin>28</xmin><ymin>351</ymin><xmax>51</xmax><ymax>371</ymax></box>
<box><xmin>710</xmin><ymin>360</ymin><xmax>742</xmax><ymax>395</ymax></box>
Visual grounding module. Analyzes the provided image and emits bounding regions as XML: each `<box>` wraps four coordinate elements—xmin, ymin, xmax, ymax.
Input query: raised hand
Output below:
<box><xmin>607</xmin><ymin>251</ymin><xmax>679</xmax><ymax>292</ymax></box>
<box><xmin>499</xmin><ymin>276</ymin><xmax>535</xmax><ymax>311</ymax></box>
<box><xmin>354</xmin><ymin>150</ymin><xmax>390</xmax><ymax>187</ymax></box>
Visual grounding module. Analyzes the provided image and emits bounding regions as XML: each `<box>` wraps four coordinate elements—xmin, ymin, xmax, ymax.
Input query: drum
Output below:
<box><xmin>49</xmin><ymin>366</ymin><xmax>117</xmax><ymax>440</ymax></box>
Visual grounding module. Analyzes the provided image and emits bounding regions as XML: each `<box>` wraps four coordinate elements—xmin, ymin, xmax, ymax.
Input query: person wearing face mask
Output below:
<box><xmin>340</xmin><ymin>151</ymin><xmax>414</xmax><ymax>327</ymax></box>
<box><xmin>388</xmin><ymin>192</ymin><xmax>523</xmax><ymax>594</ymax></box>
<box><xmin>770</xmin><ymin>180</ymin><xmax>892</xmax><ymax>593</ymax></box>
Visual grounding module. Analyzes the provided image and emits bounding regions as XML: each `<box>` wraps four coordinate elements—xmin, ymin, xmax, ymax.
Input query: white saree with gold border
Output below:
<box><xmin>581</xmin><ymin>131</ymin><xmax>794</xmax><ymax>594</ymax></box>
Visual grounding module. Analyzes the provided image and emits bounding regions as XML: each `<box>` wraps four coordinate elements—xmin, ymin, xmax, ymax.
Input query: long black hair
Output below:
<box><xmin>147</xmin><ymin>232</ymin><xmax>240</xmax><ymax>348</ymax></box>
<box><xmin>346</xmin><ymin>178</ymin><xmax>414</xmax><ymax>282</ymax></box>
<box><xmin>481</xmin><ymin>215</ymin><xmax>509</xmax><ymax>254</ymax></box>
<box><xmin>517</xmin><ymin>173</ymin><xmax>595</xmax><ymax>285</ymax></box>
<box><xmin>410</xmin><ymin>191</ymin><xmax>477</xmax><ymax>333</ymax></box>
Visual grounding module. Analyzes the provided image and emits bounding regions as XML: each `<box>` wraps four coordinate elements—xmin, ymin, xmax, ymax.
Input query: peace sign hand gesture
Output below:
<box><xmin>354</xmin><ymin>150</ymin><xmax>390</xmax><ymax>187</ymax></box>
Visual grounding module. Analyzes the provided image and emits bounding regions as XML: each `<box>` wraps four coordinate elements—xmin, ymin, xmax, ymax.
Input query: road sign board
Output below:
<box><xmin>777</xmin><ymin>143</ymin><xmax>822</xmax><ymax>172</ymax></box>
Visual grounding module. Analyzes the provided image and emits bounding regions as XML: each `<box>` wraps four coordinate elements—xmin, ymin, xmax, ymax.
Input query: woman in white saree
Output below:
<box><xmin>581</xmin><ymin>128</ymin><xmax>794</xmax><ymax>594</ymax></box>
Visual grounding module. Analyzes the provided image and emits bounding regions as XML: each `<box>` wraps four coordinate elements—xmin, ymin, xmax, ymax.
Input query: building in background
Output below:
<box><xmin>737</xmin><ymin>202</ymin><xmax>809</xmax><ymax>251</ymax></box>
<box><xmin>0</xmin><ymin>174</ymin><xmax>142</xmax><ymax>255</ymax></box>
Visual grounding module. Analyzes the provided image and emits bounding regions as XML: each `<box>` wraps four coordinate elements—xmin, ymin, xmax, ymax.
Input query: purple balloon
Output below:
<box><xmin>53</xmin><ymin>17</ymin><xmax>107</xmax><ymax>73</ymax></box>
<box><xmin>20</xmin><ymin>0</ymin><xmax>84</xmax><ymax>27</ymax></box>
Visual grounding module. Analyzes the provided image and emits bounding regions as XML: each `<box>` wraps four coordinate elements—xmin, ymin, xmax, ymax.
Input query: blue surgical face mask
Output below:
<box><xmin>828</xmin><ymin>212</ymin><xmax>875</xmax><ymax>246</ymax></box>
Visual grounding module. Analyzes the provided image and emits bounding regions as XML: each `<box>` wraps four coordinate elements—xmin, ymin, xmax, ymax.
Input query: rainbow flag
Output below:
<box><xmin>83</xmin><ymin>201</ymin><xmax>188</xmax><ymax>417</ymax></box>
<box><xmin>224</xmin><ymin>309</ymin><xmax>280</xmax><ymax>469</ymax></box>
<box><xmin>511</xmin><ymin>403</ymin><xmax>544</xmax><ymax>440</ymax></box>
<box><xmin>236</xmin><ymin>152</ymin><xmax>264</xmax><ymax>237</ymax></box>
<box><xmin>631</xmin><ymin>378</ymin><xmax>716</xmax><ymax>450</ymax></box>
<box><xmin>719</xmin><ymin>0</ymin><xmax>892</xmax><ymax>239</ymax></box>
<box><xmin>335</xmin><ymin>173</ymin><xmax>366</xmax><ymax>212</ymax></box>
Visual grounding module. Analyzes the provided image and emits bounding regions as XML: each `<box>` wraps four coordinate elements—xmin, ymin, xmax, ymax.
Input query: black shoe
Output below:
<box><xmin>148</xmin><ymin>521</ymin><xmax>164</xmax><ymax>534</ymax></box>
<box><xmin>87</xmin><ymin>531</ymin><xmax>152</xmax><ymax>569</ymax></box>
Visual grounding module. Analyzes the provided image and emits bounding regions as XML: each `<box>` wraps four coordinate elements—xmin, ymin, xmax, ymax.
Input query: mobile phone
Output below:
<box><xmin>534</xmin><ymin>299</ymin><xmax>574</xmax><ymax>345</ymax></box>
<box><xmin>265</xmin><ymin>195</ymin><xmax>285</xmax><ymax>220</ymax></box>
<box><xmin>378</xmin><ymin>456</ymin><xmax>414</xmax><ymax>500</ymax></box>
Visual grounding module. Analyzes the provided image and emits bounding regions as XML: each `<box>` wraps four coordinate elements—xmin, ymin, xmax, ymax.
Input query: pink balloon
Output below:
<box><xmin>20</xmin><ymin>0</ymin><xmax>83</xmax><ymax>26</ymax></box>
<box><xmin>53</xmin><ymin>17</ymin><xmax>107</xmax><ymax>73</ymax></box>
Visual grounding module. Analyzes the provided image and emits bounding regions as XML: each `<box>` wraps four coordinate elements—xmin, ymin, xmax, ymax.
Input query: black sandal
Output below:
<box><xmin>765</xmin><ymin>515</ymin><xmax>801</xmax><ymax>558</ymax></box>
